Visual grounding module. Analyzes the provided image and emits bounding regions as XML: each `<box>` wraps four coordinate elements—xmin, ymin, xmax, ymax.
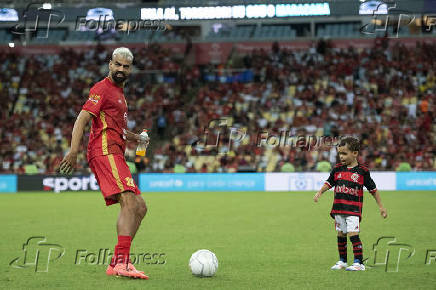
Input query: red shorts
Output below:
<box><xmin>89</xmin><ymin>154</ymin><xmax>141</xmax><ymax>206</ymax></box>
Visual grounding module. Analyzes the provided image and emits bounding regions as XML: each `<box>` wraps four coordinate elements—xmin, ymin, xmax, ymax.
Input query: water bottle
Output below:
<box><xmin>136</xmin><ymin>129</ymin><xmax>149</xmax><ymax>156</ymax></box>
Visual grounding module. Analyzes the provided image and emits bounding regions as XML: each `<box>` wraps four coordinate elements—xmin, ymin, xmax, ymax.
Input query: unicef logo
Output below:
<box><xmin>174</xmin><ymin>179</ymin><xmax>183</xmax><ymax>187</ymax></box>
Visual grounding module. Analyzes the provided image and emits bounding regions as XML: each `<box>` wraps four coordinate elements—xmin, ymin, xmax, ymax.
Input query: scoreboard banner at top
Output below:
<box><xmin>140</xmin><ymin>3</ymin><xmax>331</xmax><ymax>20</ymax></box>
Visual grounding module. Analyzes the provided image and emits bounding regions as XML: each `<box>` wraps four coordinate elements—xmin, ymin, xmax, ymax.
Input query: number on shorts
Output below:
<box><xmin>125</xmin><ymin>177</ymin><xmax>134</xmax><ymax>187</ymax></box>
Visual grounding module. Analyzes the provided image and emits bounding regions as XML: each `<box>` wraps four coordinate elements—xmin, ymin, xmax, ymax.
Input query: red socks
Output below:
<box><xmin>110</xmin><ymin>235</ymin><xmax>132</xmax><ymax>267</ymax></box>
<box><xmin>337</xmin><ymin>236</ymin><xmax>347</xmax><ymax>262</ymax></box>
<box><xmin>350</xmin><ymin>235</ymin><xmax>363</xmax><ymax>264</ymax></box>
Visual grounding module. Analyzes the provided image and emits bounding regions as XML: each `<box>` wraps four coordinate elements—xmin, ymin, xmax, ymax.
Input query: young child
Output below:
<box><xmin>314</xmin><ymin>137</ymin><xmax>388</xmax><ymax>271</ymax></box>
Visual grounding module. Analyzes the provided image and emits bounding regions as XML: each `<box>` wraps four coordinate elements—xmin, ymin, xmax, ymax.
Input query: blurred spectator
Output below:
<box><xmin>316</xmin><ymin>160</ymin><xmax>332</xmax><ymax>172</ymax></box>
<box><xmin>396</xmin><ymin>161</ymin><xmax>412</xmax><ymax>172</ymax></box>
<box><xmin>174</xmin><ymin>164</ymin><xmax>186</xmax><ymax>173</ymax></box>
<box><xmin>281</xmin><ymin>161</ymin><xmax>295</xmax><ymax>172</ymax></box>
<box><xmin>157</xmin><ymin>113</ymin><xmax>167</xmax><ymax>138</ymax></box>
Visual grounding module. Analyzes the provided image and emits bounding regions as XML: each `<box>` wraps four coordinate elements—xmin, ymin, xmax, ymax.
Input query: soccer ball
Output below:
<box><xmin>189</xmin><ymin>249</ymin><xmax>218</xmax><ymax>277</ymax></box>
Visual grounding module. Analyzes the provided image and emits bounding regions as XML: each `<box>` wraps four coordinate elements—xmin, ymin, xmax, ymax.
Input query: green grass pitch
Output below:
<box><xmin>1</xmin><ymin>190</ymin><xmax>436</xmax><ymax>289</ymax></box>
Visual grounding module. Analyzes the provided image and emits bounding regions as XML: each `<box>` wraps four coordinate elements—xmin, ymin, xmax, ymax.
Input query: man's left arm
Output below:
<box><xmin>371</xmin><ymin>190</ymin><xmax>387</xmax><ymax>218</ymax></box>
<box><xmin>365</xmin><ymin>171</ymin><xmax>388</xmax><ymax>219</ymax></box>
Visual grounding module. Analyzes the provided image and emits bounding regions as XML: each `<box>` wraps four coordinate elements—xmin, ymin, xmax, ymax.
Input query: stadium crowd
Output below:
<box><xmin>0</xmin><ymin>40</ymin><xmax>434</xmax><ymax>174</ymax></box>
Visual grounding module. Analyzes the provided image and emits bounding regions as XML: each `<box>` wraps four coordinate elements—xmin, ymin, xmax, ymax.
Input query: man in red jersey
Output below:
<box><xmin>314</xmin><ymin>137</ymin><xmax>387</xmax><ymax>271</ymax></box>
<box><xmin>59</xmin><ymin>47</ymin><xmax>149</xmax><ymax>279</ymax></box>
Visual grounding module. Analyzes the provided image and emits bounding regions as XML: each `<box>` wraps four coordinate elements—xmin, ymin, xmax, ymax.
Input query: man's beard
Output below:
<box><xmin>112</xmin><ymin>71</ymin><xmax>127</xmax><ymax>84</ymax></box>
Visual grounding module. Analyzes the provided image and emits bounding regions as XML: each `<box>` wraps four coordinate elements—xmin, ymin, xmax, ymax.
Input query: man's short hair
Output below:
<box><xmin>338</xmin><ymin>136</ymin><xmax>360</xmax><ymax>152</ymax></box>
<box><xmin>112</xmin><ymin>47</ymin><xmax>134</xmax><ymax>62</ymax></box>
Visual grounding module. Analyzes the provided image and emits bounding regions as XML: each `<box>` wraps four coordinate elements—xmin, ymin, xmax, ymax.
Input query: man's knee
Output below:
<box><xmin>119</xmin><ymin>191</ymin><xmax>147</xmax><ymax>218</ymax></box>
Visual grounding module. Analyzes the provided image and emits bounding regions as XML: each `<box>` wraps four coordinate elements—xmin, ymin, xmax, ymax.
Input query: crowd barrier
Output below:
<box><xmin>0</xmin><ymin>172</ymin><xmax>435</xmax><ymax>193</ymax></box>
<box><xmin>138</xmin><ymin>173</ymin><xmax>264</xmax><ymax>192</ymax></box>
<box><xmin>264</xmin><ymin>172</ymin><xmax>398</xmax><ymax>191</ymax></box>
<box><xmin>0</xmin><ymin>174</ymin><xmax>16</xmax><ymax>193</ymax></box>
<box><xmin>396</xmin><ymin>172</ymin><xmax>436</xmax><ymax>190</ymax></box>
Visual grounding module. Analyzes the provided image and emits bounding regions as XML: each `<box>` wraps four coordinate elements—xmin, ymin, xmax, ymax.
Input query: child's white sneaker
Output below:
<box><xmin>346</xmin><ymin>262</ymin><xmax>366</xmax><ymax>271</ymax></box>
<box><xmin>331</xmin><ymin>261</ymin><xmax>348</xmax><ymax>270</ymax></box>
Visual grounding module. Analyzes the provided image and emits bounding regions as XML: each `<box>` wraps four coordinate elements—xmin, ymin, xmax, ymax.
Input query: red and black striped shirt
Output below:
<box><xmin>325</xmin><ymin>163</ymin><xmax>377</xmax><ymax>220</ymax></box>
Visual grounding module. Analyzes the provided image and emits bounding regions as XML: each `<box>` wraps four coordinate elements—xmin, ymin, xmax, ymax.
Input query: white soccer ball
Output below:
<box><xmin>189</xmin><ymin>249</ymin><xmax>218</xmax><ymax>277</ymax></box>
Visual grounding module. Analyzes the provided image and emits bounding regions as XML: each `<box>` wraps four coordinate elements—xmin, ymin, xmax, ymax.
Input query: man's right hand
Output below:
<box><xmin>380</xmin><ymin>207</ymin><xmax>388</xmax><ymax>219</ymax></box>
<box><xmin>313</xmin><ymin>191</ymin><xmax>322</xmax><ymax>202</ymax></box>
<box><xmin>58</xmin><ymin>151</ymin><xmax>78</xmax><ymax>175</ymax></box>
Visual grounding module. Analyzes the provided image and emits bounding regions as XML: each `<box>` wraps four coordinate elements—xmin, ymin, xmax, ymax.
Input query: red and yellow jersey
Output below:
<box><xmin>82</xmin><ymin>77</ymin><xmax>128</xmax><ymax>161</ymax></box>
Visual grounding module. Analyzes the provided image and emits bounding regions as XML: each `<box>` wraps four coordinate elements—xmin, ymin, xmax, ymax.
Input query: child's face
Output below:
<box><xmin>337</xmin><ymin>144</ymin><xmax>358</xmax><ymax>166</ymax></box>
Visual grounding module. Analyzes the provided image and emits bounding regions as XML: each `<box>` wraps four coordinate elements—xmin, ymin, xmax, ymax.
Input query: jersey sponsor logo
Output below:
<box><xmin>334</xmin><ymin>171</ymin><xmax>364</xmax><ymax>185</ymax></box>
<box><xmin>351</xmin><ymin>173</ymin><xmax>359</xmax><ymax>183</ymax></box>
<box><xmin>334</xmin><ymin>184</ymin><xmax>360</xmax><ymax>196</ymax></box>
<box><xmin>88</xmin><ymin>94</ymin><xmax>101</xmax><ymax>105</ymax></box>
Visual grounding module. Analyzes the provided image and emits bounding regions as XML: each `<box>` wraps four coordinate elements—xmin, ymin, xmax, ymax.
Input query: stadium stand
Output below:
<box><xmin>317</xmin><ymin>23</ymin><xmax>361</xmax><ymax>38</ymax></box>
<box><xmin>0</xmin><ymin>40</ymin><xmax>434</xmax><ymax>174</ymax></box>
<box><xmin>207</xmin><ymin>25</ymin><xmax>297</xmax><ymax>40</ymax></box>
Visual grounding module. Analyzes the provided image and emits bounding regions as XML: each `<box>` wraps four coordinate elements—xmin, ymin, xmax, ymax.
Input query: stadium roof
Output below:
<box><xmin>1</xmin><ymin>0</ymin><xmax>431</xmax><ymax>15</ymax></box>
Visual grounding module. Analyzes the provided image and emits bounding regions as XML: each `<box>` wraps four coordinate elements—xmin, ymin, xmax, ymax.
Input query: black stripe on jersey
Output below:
<box><xmin>334</xmin><ymin>192</ymin><xmax>361</xmax><ymax>202</ymax></box>
<box><xmin>332</xmin><ymin>203</ymin><xmax>361</xmax><ymax>214</ymax></box>
<box><xmin>358</xmin><ymin>164</ymin><xmax>369</xmax><ymax>171</ymax></box>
